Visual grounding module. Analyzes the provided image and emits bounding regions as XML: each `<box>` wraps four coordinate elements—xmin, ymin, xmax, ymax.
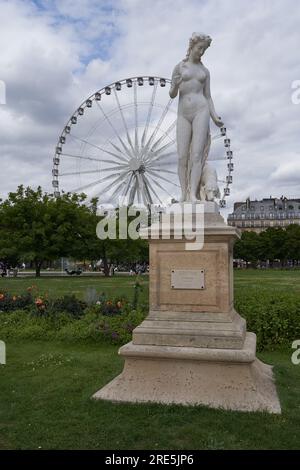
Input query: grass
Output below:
<box><xmin>234</xmin><ymin>269</ymin><xmax>300</xmax><ymax>293</ymax></box>
<box><xmin>1</xmin><ymin>268</ymin><xmax>300</xmax><ymax>300</ymax></box>
<box><xmin>0</xmin><ymin>341</ymin><xmax>299</xmax><ymax>450</ymax></box>
<box><xmin>1</xmin><ymin>270</ymin><xmax>300</xmax><ymax>449</ymax></box>
<box><xmin>0</xmin><ymin>275</ymin><xmax>149</xmax><ymax>303</ymax></box>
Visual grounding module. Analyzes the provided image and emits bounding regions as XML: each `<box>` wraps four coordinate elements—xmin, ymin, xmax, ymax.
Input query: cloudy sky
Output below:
<box><xmin>0</xmin><ymin>0</ymin><xmax>299</xmax><ymax>213</ymax></box>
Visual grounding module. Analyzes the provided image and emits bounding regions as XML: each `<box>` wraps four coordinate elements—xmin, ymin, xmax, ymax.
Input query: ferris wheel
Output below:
<box><xmin>52</xmin><ymin>76</ymin><xmax>233</xmax><ymax>207</ymax></box>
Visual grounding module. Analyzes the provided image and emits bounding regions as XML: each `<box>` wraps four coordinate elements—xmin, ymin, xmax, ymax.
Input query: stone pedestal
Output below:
<box><xmin>93</xmin><ymin>203</ymin><xmax>281</xmax><ymax>414</ymax></box>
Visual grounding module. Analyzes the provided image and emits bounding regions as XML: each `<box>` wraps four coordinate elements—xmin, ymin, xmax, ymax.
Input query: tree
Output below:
<box><xmin>0</xmin><ymin>186</ymin><xmax>149</xmax><ymax>277</ymax></box>
<box><xmin>259</xmin><ymin>227</ymin><xmax>288</xmax><ymax>266</ymax></box>
<box><xmin>284</xmin><ymin>224</ymin><xmax>300</xmax><ymax>263</ymax></box>
<box><xmin>70</xmin><ymin>205</ymin><xmax>149</xmax><ymax>276</ymax></box>
<box><xmin>0</xmin><ymin>186</ymin><xmax>92</xmax><ymax>277</ymax></box>
<box><xmin>234</xmin><ymin>231</ymin><xmax>261</xmax><ymax>267</ymax></box>
<box><xmin>233</xmin><ymin>226</ymin><xmax>300</xmax><ymax>267</ymax></box>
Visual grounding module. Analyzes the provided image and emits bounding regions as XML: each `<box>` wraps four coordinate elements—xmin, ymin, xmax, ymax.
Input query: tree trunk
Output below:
<box><xmin>102</xmin><ymin>246</ymin><xmax>110</xmax><ymax>277</ymax></box>
<box><xmin>35</xmin><ymin>261</ymin><xmax>42</xmax><ymax>277</ymax></box>
<box><xmin>103</xmin><ymin>257</ymin><xmax>110</xmax><ymax>277</ymax></box>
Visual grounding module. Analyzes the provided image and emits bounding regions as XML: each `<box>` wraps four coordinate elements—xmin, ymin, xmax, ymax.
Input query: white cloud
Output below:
<box><xmin>0</xmin><ymin>0</ymin><xmax>299</xmax><ymax>214</ymax></box>
<box><xmin>270</xmin><ymin>159</ymin><xmax>300</xmax><ymax>184</ymax></box>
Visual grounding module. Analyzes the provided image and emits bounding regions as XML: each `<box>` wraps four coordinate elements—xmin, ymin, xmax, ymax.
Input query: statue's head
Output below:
<box><xmin>185</xmin><ymin>32</ymin><xmax>212</xmax><ymax>62</ymax></box>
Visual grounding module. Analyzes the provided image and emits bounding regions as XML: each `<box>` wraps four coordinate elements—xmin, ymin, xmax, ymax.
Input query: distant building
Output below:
<box><xmin>227</xmin><ymin>196</ymin><xmax>300</xmax><ymax>233</ymax></box>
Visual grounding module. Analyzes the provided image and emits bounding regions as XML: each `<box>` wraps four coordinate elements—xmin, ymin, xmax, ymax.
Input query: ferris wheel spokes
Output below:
<box><xmin>140</xmin><ymin>98</ymin><xmax>173</xmax><ymax>160</ymax></box>
<box><xmin>69</xmin><ymin>133</ymin><xmax>130</xmax><ymax>163</ymax></box>
<box><xmin>141</xmin><ymin>81</ymin><xmax>158</xmax><ymax>149</ymax></box>
<box><xmin>112</xmin><ymin>87</ymin><xmax>136</xmax><ymax>155</ymax></box>
<box><xmin>142</xmin><ymin>174</ymin><xmax>163</xmax><ymax>205</ymax></box>
<box><xmin>133</xmin><ymin>81</ymin><xmax>139</xmax><ymax>153</ymax></box>
<box><xmin>73</xmin><ymin>169</ymin><xmax>130</xmax><ymax>195</ymax></box>
<box><xmin>53</xmin><ymin>76</ymin><xmax>233</xmax><ymax>208</ymax></box>
<box><xmin>148</xmin><ymin>119</ymin><xmax>177</xmax><ymax>154</ymax></box>
<box><xmin>96</xmin><ymin>100</ymin><xmax>132</xmax><ymax>160</ymax></box>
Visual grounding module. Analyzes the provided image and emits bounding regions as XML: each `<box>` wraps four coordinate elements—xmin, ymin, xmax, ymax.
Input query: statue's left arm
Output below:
<box><xmin>203</xmin><ymin>68</ymin><xmax>224</xmax><ymax>127</ymax></box>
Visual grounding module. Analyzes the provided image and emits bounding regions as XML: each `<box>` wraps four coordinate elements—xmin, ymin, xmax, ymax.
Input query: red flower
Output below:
<box><xmin>35</xmin><ymin>298</ymin><xmax>44</xmax><ymax>307</ymax></box>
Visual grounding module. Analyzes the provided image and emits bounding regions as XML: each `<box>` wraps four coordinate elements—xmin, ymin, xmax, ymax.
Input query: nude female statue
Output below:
<box><xmin>169</xmin><ymin>32</ymin><xmax>223</xmax><ymax>202</ymax></box>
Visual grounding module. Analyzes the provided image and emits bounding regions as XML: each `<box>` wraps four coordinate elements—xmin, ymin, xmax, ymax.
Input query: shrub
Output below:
<box><xmin>0</xmin><ymin>304</ymin><xmax>146</xmax><ymax>345</ymax></box>
<box><xmin>0</xmin><ymin>291</ymin><xmax>34</xmax><ymax>312</ymax></box>
<box><xmin>235</xmin><ymin>288</ymin><xmax>300</xmax><ymax>351</ymax></box>
<box><xmin>92</xmin><ymin>308</ymin><xmax>146</xmax><ymax>344</ymax></box>
<box><xmin>46</xmin><ymin>295</ymin><xmax>87</xmax><ymax>318</ymax></box>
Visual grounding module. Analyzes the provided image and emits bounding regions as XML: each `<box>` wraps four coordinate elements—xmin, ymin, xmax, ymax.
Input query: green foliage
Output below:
<box><xmin>0</xmin><ymin>307</ymin><xmax>76</xmax><ymax>339</ymax></box>
<box><xmin>234</xmin><ymin>231</ymin><xmax>261</xmax><ymax>265</ymax></box>
<box><xmin>90</xmin><ymin>292</ymin><xmax>127</xmax><ymax>316</ymax></box>
<box><xmin>0</xmin><ymin>306</ymin><xmax>146</xmax><ymax>345</ymax></box>
<box><xmin>93</xmin><ymin>308</ymin><xmax>146</xmax><ymax>344</ymax></box>
<box><xmin>74</xmin><ymin>207</ymin><xmax>149</xmax><ymax>276</ymax></box>
<box><xmin>0</xmin><ymin>278</ymin><xmax>146</xmax><ymax>344</ymax></box>
<box><xmin>46</xmin><ymin>295</ymin><xmax>87</xmax><ymax>318</ymax></box>
<box><xmin>235</xmin><ymin>288</ymin><xmax>300</xmax><ymax>350</ymax></box>
<box><xmin>0</xmin><ymin>185</ymin><xmax>149</xmax><ymax>277</ymax></box>
<box><xmin>234</xmin><ymin>224</ymin><xmax>300</xmax><ymax>266</ymax></box>
<box><xmin>0</xmin><ymin>290</ymin><xmax>33</xmax><ymax>312</ymax></box>
<box><xmin>1</xmin><ymin>272</ymin><xmax>299</xmax><ymax>350</ymax></box>
<box><xmin>132</xmin><ymin>276</ymin><xmax>144</xmax><ymax>309</ymax></box>
<box><xmin>0</xmin><ymin>186</ymin><xmax>91</xmax><ymax>276</ymax></box>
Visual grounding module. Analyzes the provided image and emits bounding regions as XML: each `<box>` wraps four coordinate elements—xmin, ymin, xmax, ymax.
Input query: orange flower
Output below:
<box><xmin>106</xmin><ymin>300</ymin><xmax>112</xmax><ymax>305</ymax></box>
<box><xmin>12</xmin><ymin>296</ymin><xmax>17</xmax><ymax>301</ymax></box>
<box><xmin>35</xmin><ymin>298</ymin><xmax>44</xmax><ymax>306</ymax></box>
<box><xmin>0</xmin><ymin>293</ymin><xmax>4</xmax><ymax>301</ymax></box>
<box><xmin>27</xmin><ymin>287</ymin><xmax>32</xmax><ymax>292</ymax></box>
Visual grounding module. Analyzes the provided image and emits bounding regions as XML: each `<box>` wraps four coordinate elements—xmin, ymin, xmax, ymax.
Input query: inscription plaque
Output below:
<box><xmin>171</xmin><ymin>269</ymin><xmax>205</xmax><ymax>290</ymax></box>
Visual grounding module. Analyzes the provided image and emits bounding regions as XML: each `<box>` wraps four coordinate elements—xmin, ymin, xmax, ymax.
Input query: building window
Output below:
<box><xmin>288</xmin><ymin>205</ymin><xmax>294</xmax><ymax>210</ymax></box>
<box><xmin>269</xmin><ymin>205</ymin><xmax>273</xmax><ymax>210</ymax></box>
<box><xmin>260</xmin><ymin>206</ymin><xmax>264</xmax><ymax>211</ymax></box>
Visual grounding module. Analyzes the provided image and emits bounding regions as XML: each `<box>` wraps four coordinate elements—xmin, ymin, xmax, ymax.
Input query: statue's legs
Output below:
<box><xmin>190</xmin><ymin>109</ymin><xmax>210</xmax><ymax>202</ymax></box>
<box><xmin>176</xmin><ymin>115</ymin><xmax>191</xmax><ymax>202</ymax></box>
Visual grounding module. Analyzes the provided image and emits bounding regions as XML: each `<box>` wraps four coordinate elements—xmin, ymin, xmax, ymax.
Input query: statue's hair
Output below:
<box><xmin>184</xmin><ymin>32</ymin><xmax>212</xmax><ymax>61</ymax></box>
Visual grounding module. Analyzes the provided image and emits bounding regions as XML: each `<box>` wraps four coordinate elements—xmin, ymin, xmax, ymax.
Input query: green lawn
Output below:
<box><xmin>1</xmin><ymin>270</ymin><xmax>300</xmax><ymax>449</ymax></box>
<box><xmin>234</xmin><ymin>269</ymin><xmax>300</xmax><ymax>293</ymax></box>
<box><xmin>1</xmin><ymin>268</ymin><xmax>300</xmax><ymax>300</ymax></box>
<box><xmin>0</xmin><ymin>341</ymin><xmax>299</xmax><ymax>450</ymax></box>
<box><xmin>0</xmin><ymin>275</ymin><xmax>149</xmax><ymax>303</ymax></box>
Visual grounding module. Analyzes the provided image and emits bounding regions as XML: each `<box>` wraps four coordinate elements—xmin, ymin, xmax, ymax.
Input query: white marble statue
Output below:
<box><xmin>169</xmin><ymin>32</ymin><xmax>223</xmax><ymax>202</ymax></box>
